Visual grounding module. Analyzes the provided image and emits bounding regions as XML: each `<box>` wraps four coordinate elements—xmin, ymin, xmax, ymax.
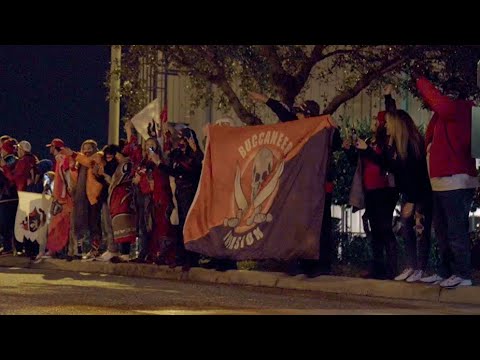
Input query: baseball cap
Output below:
<box><xmin>1</xmin><ymin>139</ymin><xmax>17</xmax><ymax>155</ymax></box>
<box><xmin>18</xmin><ymin>140</ymin><xmax>32</xmax><ymax>153</ymax></box>
<box><xmin>46</xmin><ymin>138</ymin><xmax>65</xmax><ymax>149</ymax></box>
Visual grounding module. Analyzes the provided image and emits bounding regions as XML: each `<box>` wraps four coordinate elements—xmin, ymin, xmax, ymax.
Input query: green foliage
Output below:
<box><xmin>331</xmin><ymin>218</ymin><xmax>443</xmax><ymax>274</ymax></box>
<box><xmin>111</xmin><ymin>45</ymin><xmax>480</xmax><ymax>124</ymax></box>
<box><xmin>401</xmin><ymin>45</ymin><xmax>480</xmax><ymax>102</ymax></box>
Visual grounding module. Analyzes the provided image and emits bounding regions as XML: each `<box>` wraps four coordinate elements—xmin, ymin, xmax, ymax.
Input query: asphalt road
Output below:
<box><xmin>1</xmin><ymin>267</ymin><xmax>479</xmax><ymax>315</ymax></box>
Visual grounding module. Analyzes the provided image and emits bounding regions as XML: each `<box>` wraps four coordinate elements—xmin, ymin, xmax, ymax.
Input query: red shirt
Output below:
<box><xmin>1</xmin><ymin>153</ymin><xmax>37</xmax><ymax>191</ymax></box>
<box><xmin>417</xmin><ymin>77</ymin><xmax>477</xmax><ymax>179</ymax></box>
<box><xmin>362</xmin><ymin>144</ymin><xmax>391</xmax><ymax>191</ymax></box>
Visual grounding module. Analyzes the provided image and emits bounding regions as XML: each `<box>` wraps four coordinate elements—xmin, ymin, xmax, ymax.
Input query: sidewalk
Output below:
<box><xmin>1</xmin><ymin>255</ymin><xmax>479</xmax><ymax>306</ymax></box>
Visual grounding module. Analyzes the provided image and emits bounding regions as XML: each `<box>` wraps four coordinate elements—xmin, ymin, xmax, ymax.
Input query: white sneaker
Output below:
<box><xmin>440</xmin><ymin>275</ymin><xmax>472</xmax><ymax>289</ymax></box>
<box><xmin>82</xmin><ymin>250</ymin><xmax>99</xmax><ymax>262</ymax></box>
<box><xmin>33</xmin><ymin>254</ymin><xmax>44</xmax><ymax>264</ymax></box>
<box><xmin>96</xmin><ymin>251</ymin><xmax>119</xmax><ymax>262</ymax></box>
<box><xmin>394</xmin><ymin>268</ymin><xmax>414</xmax><ymax>281</ymax></box>
<box><xmin>420</xmin><ymin>274</ymin><xmax>444</xmax><ymax>284</ymax></box>
<box><xmin>119</xmin><ymin>254</ymin><xmax>130</xmax><ymax>262</ymax></box>
<box><xmin>406</xmin><ymin>270</ymin><xmax>424</xmax><ymax>283</ymax></box>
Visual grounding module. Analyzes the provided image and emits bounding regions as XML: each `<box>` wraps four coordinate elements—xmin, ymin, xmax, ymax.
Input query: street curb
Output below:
<box><xmin>1</xmin><ymin>256</ymin><xmax>479</xmax><ymax>306</ymax></box>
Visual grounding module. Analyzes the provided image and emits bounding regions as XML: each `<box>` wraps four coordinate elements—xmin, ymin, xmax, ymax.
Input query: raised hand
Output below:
<box><xmin>355</xmin><ymin>138</ymin><xmax>368</xmax><ymax>150</ymax></box>
<box><xmin>249</xmin><ymin>91</ymin><xmax>268</xmax><ymax>104</ymax></box>
<box><xmin>342</xmin><ymin>138</ymin><xmax>352</xmax><ymax>150</ymax></box>
<box><xmin>383</xmin><ymin>84</ymin><xmax>394</xmax><ymax>96</ymax></box>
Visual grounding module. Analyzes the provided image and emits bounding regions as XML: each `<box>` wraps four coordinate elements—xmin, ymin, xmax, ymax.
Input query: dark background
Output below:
<box><xmin>0</xmin><ymin>45</ymin><xmax>110</xmax><ymax>159</ymax></box>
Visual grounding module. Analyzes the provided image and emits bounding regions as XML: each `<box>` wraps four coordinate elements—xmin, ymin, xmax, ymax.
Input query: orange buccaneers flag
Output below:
<box><xmin>184</xmin><ymin>115</ymin><xmax>337</xmax><ymax>261</ymax></box>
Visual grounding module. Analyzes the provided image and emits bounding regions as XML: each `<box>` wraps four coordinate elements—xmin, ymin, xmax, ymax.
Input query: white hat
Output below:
<box><xmin>18</xmin><ymin>140</ymin><xmax>32</xmax><ymax>153</ymax></box>
<box><xmin>215</xmin><ymin>117</ymin><xmax>234</xmax><ymax>126</ymax></box>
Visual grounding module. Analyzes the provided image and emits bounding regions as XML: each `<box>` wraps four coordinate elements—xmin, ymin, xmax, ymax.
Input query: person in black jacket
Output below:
<box><xmin>356</xmin><ymin>107</ymin><xmax>432</xmax><ymax>283</ymax></box>
<box><xmin>249</xmin><ymin>92</ymin><xmax>341</xmax><ymax>277</ymax></box>
<box><xmin>159</xmin><ymin>128</ymin><xmax>204</xmax><ymax>271</ymax></box>
<box><xmin>344</xmin><ymin>87</ymin><xmax>400</xmax><ymax>279</ymax></box>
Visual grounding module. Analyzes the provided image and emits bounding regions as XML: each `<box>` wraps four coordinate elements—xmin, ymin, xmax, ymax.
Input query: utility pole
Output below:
<box><xmin>108</xmin><ymin>45</ymin><xmax>122</xmax><ymax>144</ymax></box>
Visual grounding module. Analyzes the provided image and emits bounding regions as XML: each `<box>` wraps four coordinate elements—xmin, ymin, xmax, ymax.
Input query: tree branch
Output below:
<box><xmin>258</xmin><ymin>45</ymin><xmax>285</xmax><ymax>78</ymax></box>
<box><xmin>216</xmin><ymin>80</ymin><xmax>263</xmax><ymax>125</ymax></box>
<box><xmin>167</xmin><ymin>47</ymin><xmax>262</xmax><ymax>125</ymax></box>
<box><xmin>322</xmin><ymin>52</ymin><xmax>415</xmax><ymax>115</ymax></box>
<box><xmin>288</xmin><ymin>46</ymin><xmax>357</xmax><ymax>107</ymax></box>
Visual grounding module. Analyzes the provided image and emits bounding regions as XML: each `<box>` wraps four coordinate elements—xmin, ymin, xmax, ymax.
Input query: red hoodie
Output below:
<box><xmin>2</xmin><ymin>153</ymin><xmax>37</xmax><ymax>191</ymax></box>
<box><xmin>417</xmin><ymin>77</ymin><xmax>477</xmax><ymax>179</ymax></box>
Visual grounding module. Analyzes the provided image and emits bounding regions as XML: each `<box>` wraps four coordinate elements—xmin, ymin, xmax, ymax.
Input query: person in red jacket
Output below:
<box><xmin>416</xmin><ymin>75</ymin><xmax>479</xmax><ymax>289</ymax></box>
<box><xmin>347</xmin><ymin>108</ymin><xmax>399</xmax><ymax>280</ymax></box>
<box><xmin>0</xmin><ymin>138</ymin><xmax>18</xmax><ymax>170</ymax></box>
<box><xmin>1</xmin><ymin>140</ymin><xmax>38</xmax><ymax>192</ymax></box>
<box><xmin>136</xmin><ymin>142</ymin><xmax>177</xmax><ymax>267</ymax></box>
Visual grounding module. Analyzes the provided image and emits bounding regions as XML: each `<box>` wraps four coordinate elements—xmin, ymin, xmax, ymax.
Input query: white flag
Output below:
<box><xmin>14</xmin><ymin>191</ymin><xmax>52</xmax><ymax>245</ymax></box>
<box><xmin>130</xmin><ymin>99</ymin><xmax>160</xmax><ymax>141</ymax></box>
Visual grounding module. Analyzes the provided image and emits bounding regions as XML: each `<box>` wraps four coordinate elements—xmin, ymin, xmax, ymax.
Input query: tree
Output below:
<box><xmin>112</xmin><ymin>45</ymin><xmax>480</xmax><ymax>125</ymax></box>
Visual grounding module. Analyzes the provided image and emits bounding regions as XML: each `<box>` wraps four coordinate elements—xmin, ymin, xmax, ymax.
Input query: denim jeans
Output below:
<box><xmin>432</xmin><ymin>189</ymin><xmax>475</xmax><ymax>279</ymax></box>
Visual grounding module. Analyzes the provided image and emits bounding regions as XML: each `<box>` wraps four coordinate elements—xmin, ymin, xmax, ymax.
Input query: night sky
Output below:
<box><xmin>0</xmin><ymin>45</ymin><xmax>110</xmax><ymax>159</ymax></box>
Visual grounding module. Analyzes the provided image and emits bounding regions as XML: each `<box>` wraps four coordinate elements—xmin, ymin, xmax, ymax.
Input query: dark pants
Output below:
<box><xmin>318</xmin><ymin>192</ymin><xmax>333</xmax><ymax>271</ymax></box>
<box><xmin>120</xmin><ymin>242</ymin><xmax>131</xmax><ymax>256</ymax></box>
<box><xmin>433</xmin><ymin>189</ymin><xmax>475</xmax><ymax>279</ymax></box>
<box><xmin>134</xmin><ymin>189</ymin><xmax>150</xmax><ymax>259</ymax></box>
<box><xmin>0</xmin><ymin>200</ymin><xmax>18</xmax><ymax>252</ymax></box>
<box><xmin>176</xmin><ymin>184</ymin><xmax>200</xmax><ymax>268</ymax></box>
<box><xmin>89</xmin><ymin>202</ymin><xmax>102</xmax><ymax>250</ymax></box>
<box><xmin>365</xmin><ymin>187</ymin><xmax>399</xmax><ymax>279</ymax></box>
<box><xmin>73</xmin><ymin>201</ymin><xmax>102</xmax><ymax>252</ymax></box>
<box><xmin>300</xmin><ymin>192</ymin><xmax>333</xmax><ymax>275</ymax></box>
<box><xmin>399</xmin><ymin>195</ymin><xmax>433</xmax><ymax>271</ymax></box>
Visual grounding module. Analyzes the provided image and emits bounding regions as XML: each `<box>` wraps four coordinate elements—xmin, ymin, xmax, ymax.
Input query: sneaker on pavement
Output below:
<box><xmin>119</xmin><ymin>254</ymin><xmax>130</xmax><ymax>262</ymax></box>
<box><xmin>394</xmin><ymin>268</ymin><xmax>414</xmax><ymax>281</ymax></box>
<box><xmin>406</xmin><ymin>270</ymin><xmax>424</xmax><ymax>283</ymax></box>
<box><xmin>439</xmin><ymin>275</ymin><xmax>472</xmax><ymax>289</ymax></box>
<box><xmin>96</xmin><ymin>251</ymin><xmax>119</xmax><ymax>262</ymax></box>
<box><xmin>420</xmin><ymin>274</ymin><xmax>444</xmax><ymax>284</ymax></box>
<box><xmin>110</xmin><ymin>254</ymin><xmax>130</xmax><ymax>263</ymax></box>
<box><xmin>82</xmin><ymin>250</ymin><xmax>99</xmax><ymax>262</ymax></box>
<box><xmin>33</xmin><ymin>254</ymin><xmax>44</xmax><ymax>264</ymax></box>
<box><xmin>44</xmin><ymin>251</ymin><xmax>55</xmax><ymax>259</ymax></box>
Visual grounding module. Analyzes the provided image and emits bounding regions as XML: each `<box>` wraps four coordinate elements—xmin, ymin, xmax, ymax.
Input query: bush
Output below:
<box><xmin>332</xmin><ymin>117</ymin><xmax>372</xmax><ymax>206</ymax></box>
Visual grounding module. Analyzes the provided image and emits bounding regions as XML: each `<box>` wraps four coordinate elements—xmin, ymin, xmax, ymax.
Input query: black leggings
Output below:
<box><xmin>399</xmin><ymin>196</ymin><xmax>432</xmax><ymax>271</ymax></box>
<box><xmin>365</xmin><ymin>187</ymin><xmax>399</xmax><ymax>279</ymax></box>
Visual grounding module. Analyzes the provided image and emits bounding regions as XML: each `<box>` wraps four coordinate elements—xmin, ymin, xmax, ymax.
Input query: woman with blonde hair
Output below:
<box><xmin>385</xmin><ymin>110</ymin><xmax>432</xmax><ymax>283</ymax></box>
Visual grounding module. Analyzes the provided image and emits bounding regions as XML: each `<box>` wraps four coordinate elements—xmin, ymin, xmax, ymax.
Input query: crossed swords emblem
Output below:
<box><xmin>224</xmin><ymin>147</ymin><xmax>285</xmax><ymax>229</ymax></box>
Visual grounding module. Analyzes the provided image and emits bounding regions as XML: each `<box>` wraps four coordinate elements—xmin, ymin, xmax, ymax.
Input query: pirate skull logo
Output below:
<box><xmin>224</xmin><ymin>147</ymin><xmax>284</xmax><ymax>230</ymax></box>
<box><xmin>21</xmin><ymin>207</ymin><xmax>47</xmax><ymax>233</ymax></box>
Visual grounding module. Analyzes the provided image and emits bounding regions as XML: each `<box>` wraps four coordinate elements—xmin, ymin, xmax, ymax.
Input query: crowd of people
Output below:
<box><xmin>0</xmin><ymin>73</ymin><xmax>478</xmax><ymax>289</ymax></box>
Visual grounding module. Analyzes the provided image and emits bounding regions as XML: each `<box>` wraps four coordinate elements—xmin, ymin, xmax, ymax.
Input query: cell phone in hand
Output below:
<box><xmin>182</xmin><ymin>128</ymin><xmax>192</xmax><ymax>139</ymax></box>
